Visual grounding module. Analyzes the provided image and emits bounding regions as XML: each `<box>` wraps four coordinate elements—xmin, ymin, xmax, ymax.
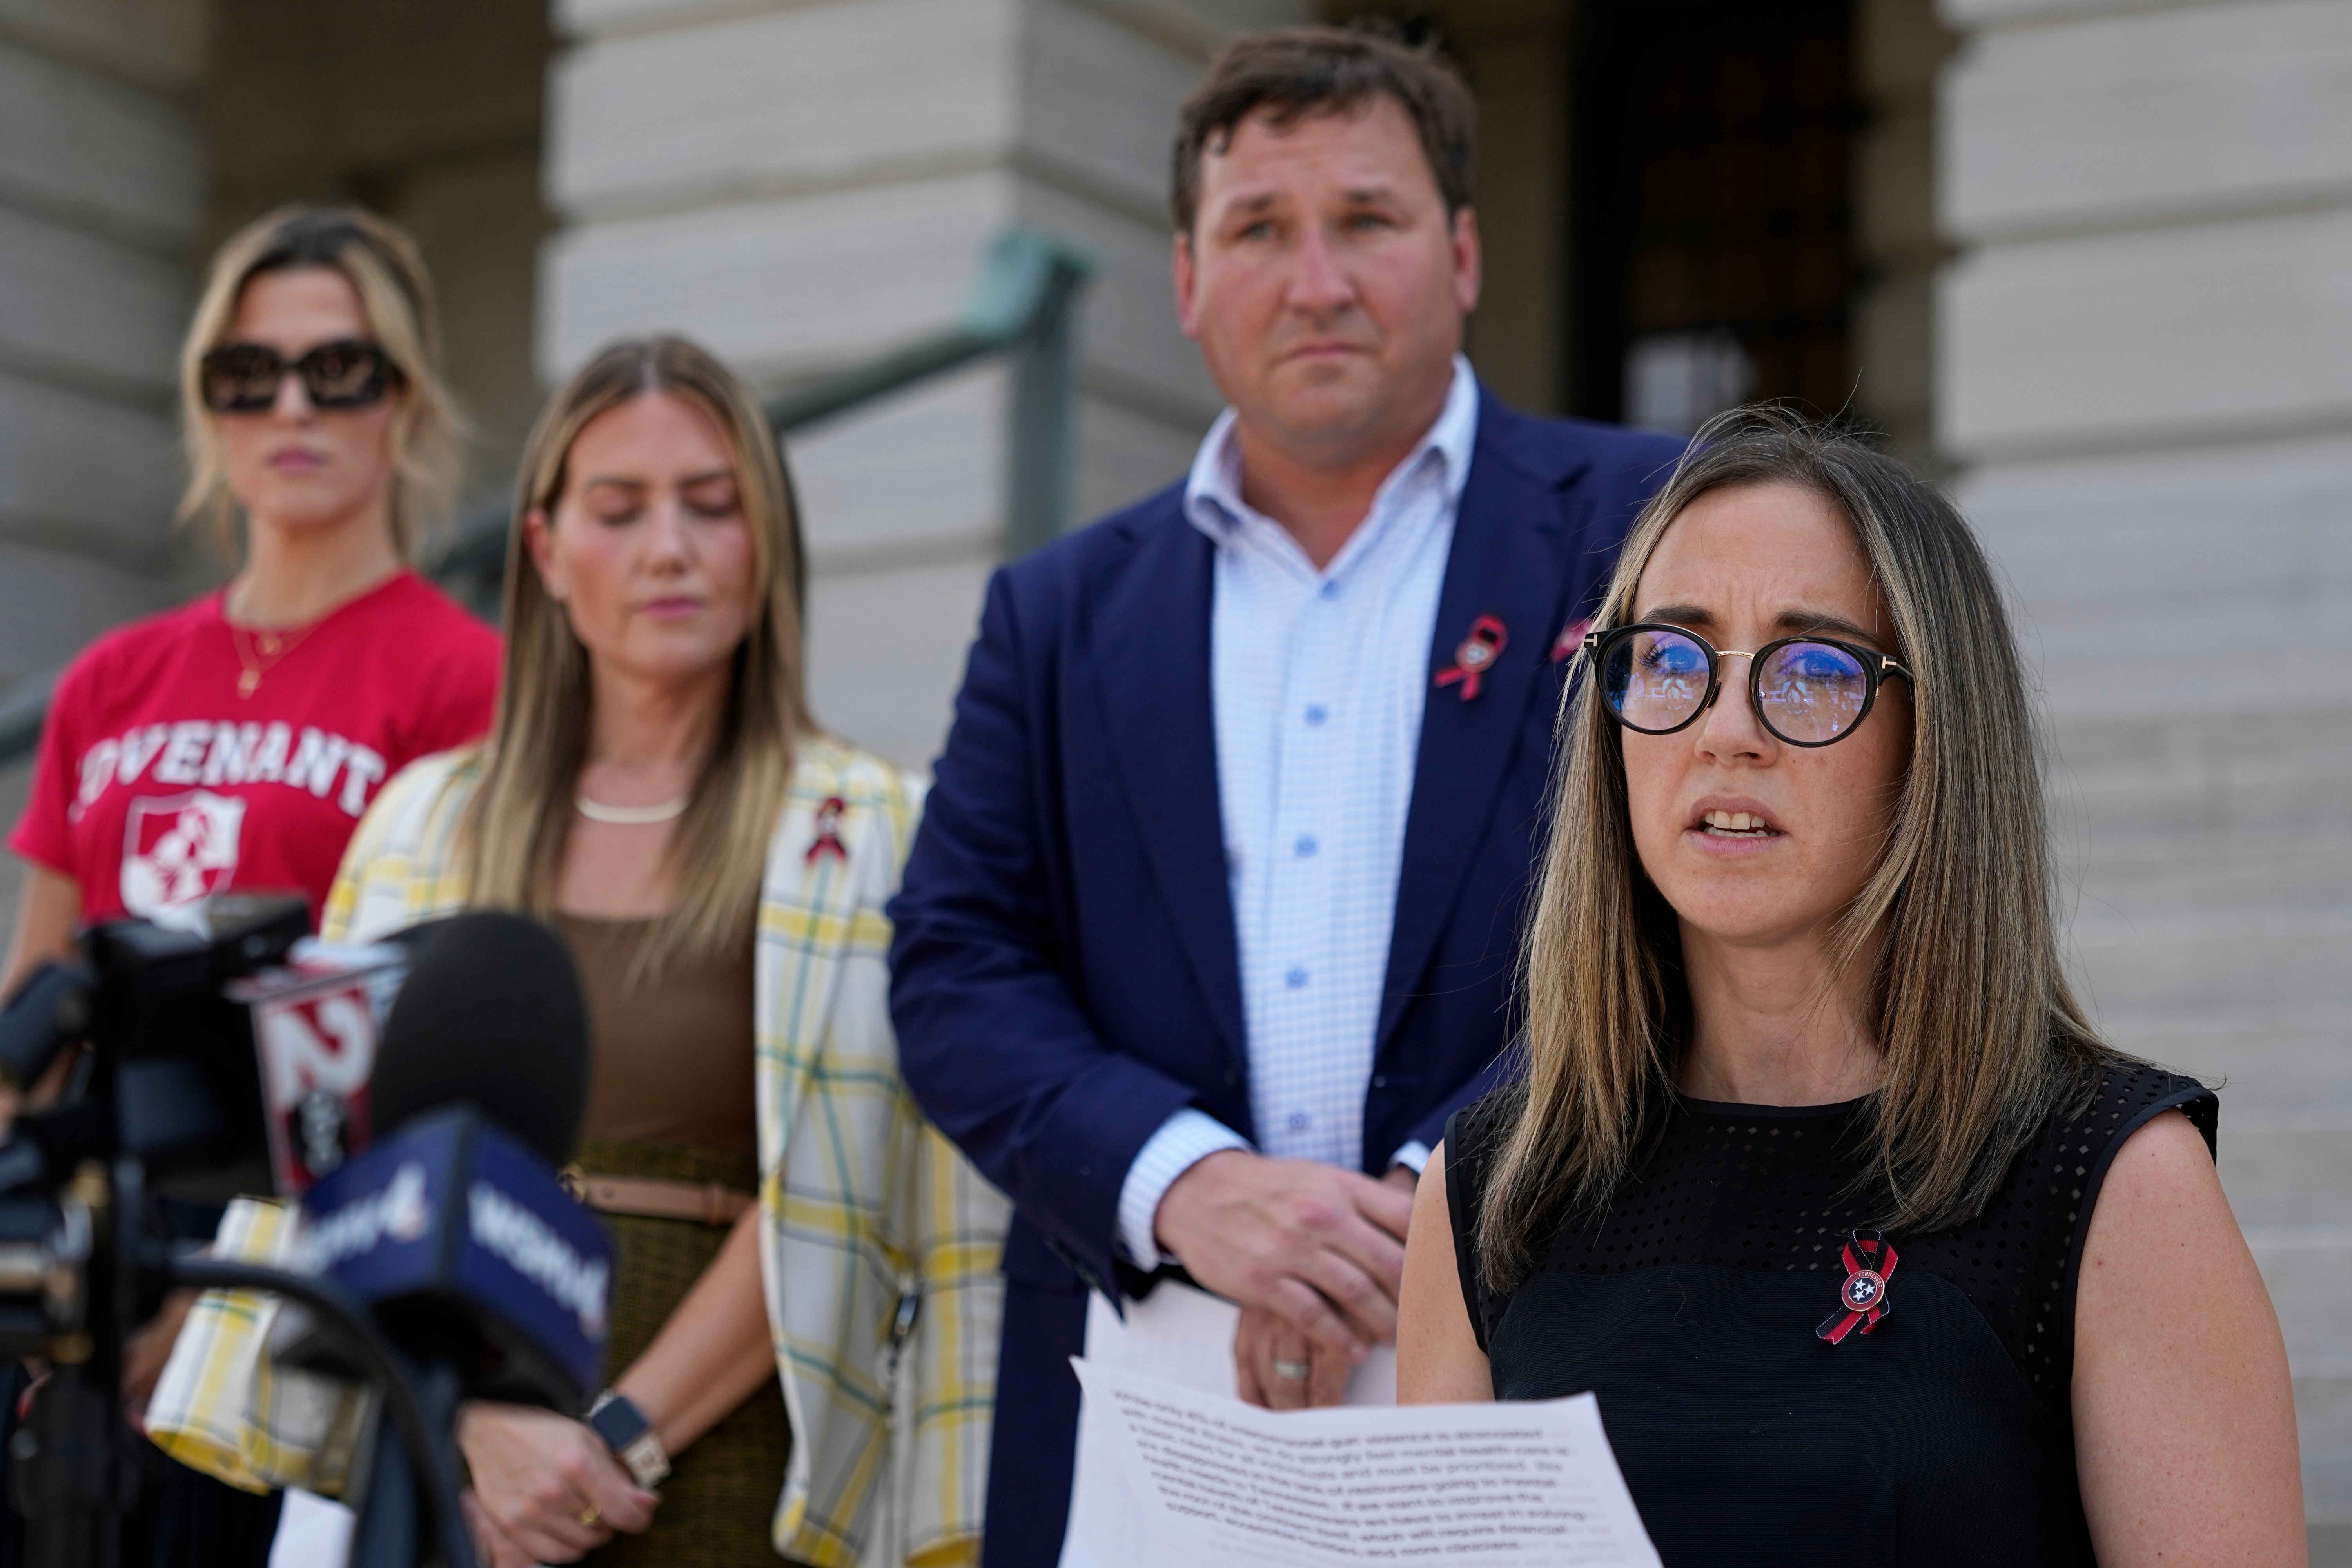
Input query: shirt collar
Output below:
<box><xmin>1184</xmin><ymin>355</ymin><xmax>1481</xmax><ymax>552</ymax></box>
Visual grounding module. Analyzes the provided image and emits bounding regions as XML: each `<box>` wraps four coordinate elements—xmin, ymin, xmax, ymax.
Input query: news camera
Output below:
<box><xmin>0</xmin><ymin>895</ymin><xmax>607</xmax><ymax>1568</ymax></box>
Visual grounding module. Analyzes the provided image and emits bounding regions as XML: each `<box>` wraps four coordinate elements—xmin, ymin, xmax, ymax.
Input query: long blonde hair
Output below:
<box><xmin>177</xmin><ymin>204</ymin><xmax>464</xmax><ymax>562</ymax></box>
<box><xmin>1479</xmin><ymin>407</ymin><xmax>2110</xmax><ymax>1290</ymax></box>
<box><xmin>463</xmin><ymin>336</ymin><xmax>810</xmax><ymax>978</ymax></box>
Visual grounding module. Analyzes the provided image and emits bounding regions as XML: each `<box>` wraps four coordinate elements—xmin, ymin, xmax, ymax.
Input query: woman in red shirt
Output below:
<box><xmin>5</xmin><ymin>203</ymin><xmax>499</xmax><ymax>989</ymax></box>
<box><xmin>1</xmin><ymin>204</ymin><xmax>501</xmax><ymax>1566</ymax></box>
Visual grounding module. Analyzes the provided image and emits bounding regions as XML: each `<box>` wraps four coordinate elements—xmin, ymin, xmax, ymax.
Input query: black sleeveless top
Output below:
<box><xmin>1444</xmin><ymin>1061</ymin><xmax>2215</xmax><ymax>1566</ymax></box>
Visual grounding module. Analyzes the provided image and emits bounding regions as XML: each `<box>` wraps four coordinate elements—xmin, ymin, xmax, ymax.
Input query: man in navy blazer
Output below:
<box><xmin>891</xmin><ymin>26</ymin><xmax>1682</xmax><ymax>1566</ymax></box>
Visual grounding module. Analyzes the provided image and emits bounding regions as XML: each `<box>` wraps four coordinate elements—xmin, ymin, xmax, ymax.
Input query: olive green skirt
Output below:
<box><xmin>576</xmin><ymin>1140</ymin><xmax>797</xmax><ymax>1567</ymax></box>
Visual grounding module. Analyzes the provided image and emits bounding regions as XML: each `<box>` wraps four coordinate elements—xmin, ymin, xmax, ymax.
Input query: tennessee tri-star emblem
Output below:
<box><xmin>1434</xmin><ymin>615</ymin><xmax>1508</xmax><ymax>701</ymax></box>
<box><xmin>1817</xmin><ymin>1230</ymin><xmax>1897</xmax><ymax>1343</ymax></box>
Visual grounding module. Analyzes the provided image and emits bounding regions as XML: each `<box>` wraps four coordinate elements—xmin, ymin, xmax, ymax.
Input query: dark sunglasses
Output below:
<box><xmin>1581</xmin><ymin>622</ymin><xmax>1912</xmax><ymax>748</ymax></box>
<box><xmin>198</xmin><ymin>339</ymin><xmax>397</xmax><ymax>414</ymax></box>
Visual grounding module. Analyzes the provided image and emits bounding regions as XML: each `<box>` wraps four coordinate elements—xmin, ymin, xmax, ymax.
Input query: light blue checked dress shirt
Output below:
<box><xmin>1114</xmin><ymin>359</ymin><xmax>1479</xmax><ymax>1269</ymax></box>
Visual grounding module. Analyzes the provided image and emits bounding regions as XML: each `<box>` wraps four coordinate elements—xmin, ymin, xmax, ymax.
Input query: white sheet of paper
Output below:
<box><xmin>265</xmin><ymin>1488</ymin><xmax>354</xmax><ymax>1568</ymax></box>
<box><xmin>1071</xmin><ymin>1360</ymin><xmax>1661</xmax><ymax>1568</ymax></box>
<box><xmin>1059</xmin><ymin>1281</ymin><xmax>1396</xmax><ymax>1568</ymax></box>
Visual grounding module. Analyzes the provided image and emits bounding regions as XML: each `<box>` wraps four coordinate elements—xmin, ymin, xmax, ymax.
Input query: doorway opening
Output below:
<box><xmin>1570</xmin><ymin>0</ymin><xmax>1859</xmax><ymax>434</ymax></box>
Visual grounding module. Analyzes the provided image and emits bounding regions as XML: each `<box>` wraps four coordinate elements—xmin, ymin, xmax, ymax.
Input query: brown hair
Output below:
<box><xmin>463</xmin><ymin>336</ymin><xmax>809</xmax><ymax>981</ymax></box>
<box><xmin>177</xmin><ymin>204</ymin><xmax>463</xmax><ymax>563</ymax></box>
<box><xmin>1479</xmin><ymin>407</ymin><xmax>2112</xmax><ymax>1291</ymax></box>
<box><xmin>1171</xmin><ymin>22</ymin><xmax>1476</xmax><ymax>234</ymax></box>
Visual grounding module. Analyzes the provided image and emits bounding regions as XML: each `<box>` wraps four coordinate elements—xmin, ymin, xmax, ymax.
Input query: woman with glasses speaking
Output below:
<box><xmin>3</xmin><ymin>204</ymin><xmax>498</xmax><ymax>1563</ymax></box>
<box><xmin>1396</xmin><ymin>410</ymin><xmax>2304</xmax><ymax>1565</ymax></box>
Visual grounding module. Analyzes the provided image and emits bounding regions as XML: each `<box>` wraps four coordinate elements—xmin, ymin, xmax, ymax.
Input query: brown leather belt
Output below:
<box><xmin>559</xmin><ymin>1166</ymin><xmax>755</xmax><ymax>1227</ymax></box>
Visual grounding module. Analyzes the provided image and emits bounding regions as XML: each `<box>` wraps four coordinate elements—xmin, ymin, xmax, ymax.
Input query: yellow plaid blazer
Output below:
<box><xmin>149</xmin><ymin>735</ymin><xmax>1009</xmax><ymax>1568</ymax></box>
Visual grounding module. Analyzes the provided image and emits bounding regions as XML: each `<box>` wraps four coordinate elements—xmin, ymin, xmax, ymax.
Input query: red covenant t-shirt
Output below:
<box><xmin>10</xmin><ymin>572</ymin><xmax>501</xmax><ymax>926</ymax></box>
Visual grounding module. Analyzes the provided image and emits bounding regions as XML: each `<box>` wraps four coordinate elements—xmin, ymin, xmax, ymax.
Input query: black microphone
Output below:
<box><xmin>369</xmin><ymin>912</ymin><xmax>589</xmax><ymax>1171</ymax></box>
<box><xmin>283</xmin><ymin>911</ymin><xmax>604</xmax><ymax>1401</ymax></box>
<box><xmin>0</xmin><ymin>960</ymin><xmax>93</xmax><ymax>1094</ymax></box>
<box><xmin>274</xmin><ymin>913</ymin><xmax>608</xmax><ymax>1568</ymax></box>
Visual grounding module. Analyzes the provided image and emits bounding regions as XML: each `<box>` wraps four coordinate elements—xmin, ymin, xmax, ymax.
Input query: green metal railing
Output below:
<box><xmin>0</xmin><ymin>229</ymin><xmax>1093</xmax><ymax>768</ymax></box>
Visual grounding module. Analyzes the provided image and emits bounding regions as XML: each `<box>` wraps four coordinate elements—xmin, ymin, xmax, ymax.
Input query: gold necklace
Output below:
<box><xmin>227</xmin><ymin>605</ymin><xmax>325</xmax><ymax>699</ymax></box>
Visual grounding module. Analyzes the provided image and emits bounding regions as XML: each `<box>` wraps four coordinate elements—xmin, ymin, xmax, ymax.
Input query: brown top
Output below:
<box><xmin>554</xmin><ymin>912</ymin><xmax>759</xmax><ymax>1159</ymax></box>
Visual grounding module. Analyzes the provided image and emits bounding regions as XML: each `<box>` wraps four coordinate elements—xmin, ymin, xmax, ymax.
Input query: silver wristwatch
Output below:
<box><xmin>586</xmin><ymin>1390</ymin><xmax>671</xmax><ymax>1489</ymax></box>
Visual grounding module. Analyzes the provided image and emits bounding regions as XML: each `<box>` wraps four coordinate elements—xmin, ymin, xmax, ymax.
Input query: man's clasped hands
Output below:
<box><xmin>1153</xmin><ymin>1149</ymin><xmax>1419</xmax><ymax>1410</ymax></box>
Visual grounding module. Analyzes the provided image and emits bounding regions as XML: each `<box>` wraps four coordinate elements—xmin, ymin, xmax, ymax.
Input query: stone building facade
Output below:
<box><xmin>0</xmin><ymin>0</ymin><xmax>2345</xmax><ymax>1550</ymax></box>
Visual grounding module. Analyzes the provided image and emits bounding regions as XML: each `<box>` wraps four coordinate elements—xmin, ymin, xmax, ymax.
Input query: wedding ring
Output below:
<box><xmin>577</xmin><ymin>1506</ymin><xmax>603</xmax><ymax>1528</ymax></box>
<box><xmin>1272</xmin><ymin>1358</ymin><xmax>1311</xmax><ymax>1381</ymax></box>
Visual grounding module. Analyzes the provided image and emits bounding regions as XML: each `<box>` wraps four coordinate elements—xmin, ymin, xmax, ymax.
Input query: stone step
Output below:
<box><xmin>2043</xmin><ymin>706</ymin><xmax>2352</xmax><ymax>769</ymax></box>
<box><xmin>2082</xmin><ymin>998</ymin><xmax>2352</xmax><ymax>1534</ymax></box>
<box><xmin>2256</xmin><ymin>1225</ymin><xmax>2352</xmax><ymax>1368</ymax></box>
<box><xmin>2238</xmin><ymin>1210</ymin><xmax>2352</xmax><ymax>1463</ymax></box>
<box><xmin>2035</xmin><ymin>656</ymin><xmax>2348</xmax><ymax>730</ymax></box>
<box><xmin>2252</xmin><ymin>1228</ymin><xmax>2352</xmax><ymax>1535</ymax></box>
<box><xmin>2008</xmin><ymin>688</ymin><xmax>2348</xmax><ymax>1539</ymax></box>
<box><xmin>2064</xmin><ymin>834</ymin><xmax>2352</xmax><ymax>915</ymax></box>
<box><xmin>2053</xmin><ymin>743</ymin><xmax>2352</xmax><ymax>839</ymax></box>
<box><xmin>2299</xmin><ymin>1371</ymin><xmax>2352</xmax><ymax>1542</ymax></box>
<box><xmin>2016</xmin><ymin>593</ymin><xmax>2352</xmax><ymax>665</ymax></box>
<box><xmin>2092</xmin><ymin>1006</ymin><xmax>2352</xmax><ymax>1132</ymax></box>
<box><xmin>2067</xmin><ymin>907</ymin><xmax>2352</xmax><ymax>1013</ymax></box>
<box><xmin>2221</xmin><ymin>1129</ymin><xmax>2352</xmax><ymax>1228</ymax></box>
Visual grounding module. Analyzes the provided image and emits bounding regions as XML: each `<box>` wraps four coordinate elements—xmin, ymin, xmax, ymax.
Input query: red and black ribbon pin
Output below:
<box><xmin>1434</xmin><ymin>615</ymin><xmax>1508</xmax><ymax>701</ymax></box>
<box><xmin>1550</xmin><ymin>617</ymin><xmax>1592</xmax><ymax>664</ymax></box>
<box><xmin>807</xmin><ymin>796</ymin><xmax>849</xmax><ymax>864</ymax></box>
<box><xmin>1816</xmin><ymin>1229</ymin><xmax>1897</xmax><ymax>1343</ymax></box>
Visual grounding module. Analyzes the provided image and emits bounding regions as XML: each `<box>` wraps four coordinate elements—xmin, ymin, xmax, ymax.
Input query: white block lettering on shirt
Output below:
<box><xmin>336</xmin><ymin>746</ymin><xmax>386</xmax><ymax>817</ymax></box>
<box><xmin>284</xmin><ymin>729</ymin><xmax>351</xmax><ymax>799</ymax></box>
<box><xmin>202</xmin><ymin>723</ymin><xmax>264</xmax><ymax>786</ymax></box>
<box><xmin>74</xmin><ymin>740</ymin><xmax>120</xmax><ymax>817</ymax></box>
<box><xmin>249</xmin><ymin>722</ymin><xmax>292</xmax><ymax>785</ymax></box>
<box><xmin>153</xmin><ymin>720</ymin><xmax>213</xmax><ymax>785</ymax></box>
<box><xmin>116</xmin><ymin>725</ymin><xmax>168</xmax><ymax>786</ymax></box>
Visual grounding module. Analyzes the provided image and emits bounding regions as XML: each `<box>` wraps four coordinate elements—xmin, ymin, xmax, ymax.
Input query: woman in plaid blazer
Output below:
<box><xmin>150</xmin><ymin>337</ymin><xmax>1007</xmax><ymax>1568</ymax></box>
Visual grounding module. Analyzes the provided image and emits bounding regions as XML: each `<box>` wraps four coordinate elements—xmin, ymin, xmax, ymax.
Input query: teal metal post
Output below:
<box><xmin>991</xmin><ymin>234</ymin><xmax>1093</xmax><ymax>556</ymax></box>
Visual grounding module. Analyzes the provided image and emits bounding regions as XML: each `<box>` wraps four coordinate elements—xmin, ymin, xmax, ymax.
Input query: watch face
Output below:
<box><xmin>590</xmin><ymin>1392</ymin><xmax>652</xmax><ymax>1449</ymax></box>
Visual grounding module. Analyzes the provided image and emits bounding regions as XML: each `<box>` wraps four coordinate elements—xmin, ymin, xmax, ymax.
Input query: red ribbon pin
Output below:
<box><xmin>1550</xmin><ymin>617</ymin><xmax>1592</xmax><ymax>664</ymax></box>
<box><xmin>807</xmin><ymin>796</ymin><xmax>849</xmax><ymax>864</ymax></box>
<box><xmin>1816</xmin><ymin>1230</ymin><xmax>1897</xmax><ymax>1344</ymax></box>
<box><xmin>1434</xmin><ymin>615</ymin><xmax>1508</xmax><ymax>701</ymax></box>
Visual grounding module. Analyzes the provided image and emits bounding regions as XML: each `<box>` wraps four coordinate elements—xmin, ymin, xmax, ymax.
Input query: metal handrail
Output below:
<box><xmin>0</xmin><ymin>228</ymin><xmax>1093</xmax><ymax>768</ymax></box>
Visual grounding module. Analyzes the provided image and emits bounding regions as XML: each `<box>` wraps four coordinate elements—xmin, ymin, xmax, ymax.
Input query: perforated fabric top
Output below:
<box><xmin>1447</xmin><ymin>1058</ymin><xmax>2218</xmax><ymax>1424</ymax></box>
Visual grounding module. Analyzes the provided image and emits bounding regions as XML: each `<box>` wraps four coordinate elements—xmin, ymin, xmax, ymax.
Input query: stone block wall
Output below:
<box><xmin>1853</xmin><ymin>0</ymin><xmax>1953</xmax><ymax>467</ymax></box>
<box><xmin>0</xmin><ymin>0</ymin><xmax>209</xmax><ymax>694</ymax></box>
<box><xmin>1936</xmin><ymin>0</ymin><xmax>2352</xmax><ymax>1547</ymax></box>
<box><xmin>0</xmin><ymin>0</ymin><xmax>209</xmax><ymax>959</ymax></box>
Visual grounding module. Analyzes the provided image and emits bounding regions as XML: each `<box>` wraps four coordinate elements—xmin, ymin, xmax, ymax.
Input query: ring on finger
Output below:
<box><xmin>577</xmin><ymin>1506</ymin><xmax>603</xmax><ymax>1529</ymax></box>
<box><xmin>1271</xmin><ymin>1358</ymin><xmax>1311</xmax><ymax>1381</ymax></box>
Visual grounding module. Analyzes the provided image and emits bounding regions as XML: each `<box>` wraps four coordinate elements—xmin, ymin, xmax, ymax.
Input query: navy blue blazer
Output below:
<box><xmin>889</xmin><ymin>390</ymin><xmax>1681</xmax><ymax>1563</ymax></box>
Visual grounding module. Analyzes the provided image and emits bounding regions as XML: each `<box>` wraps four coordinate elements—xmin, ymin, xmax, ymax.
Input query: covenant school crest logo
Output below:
<box><xmin>120</xmin><ymin>790</ymin><xmax>246</xmax><ymax>920</ymax></box>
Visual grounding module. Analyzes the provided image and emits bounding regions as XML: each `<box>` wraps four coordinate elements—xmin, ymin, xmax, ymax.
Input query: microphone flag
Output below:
<box><xmin>230</xmin><ymin>943</ymin><xmax>407</xmax><ymax>1195</ymax></box>
<box><xmin>290</xmin><ymin>1103</ymin><xmax>613</xmax><ymax>1410</ymax></box>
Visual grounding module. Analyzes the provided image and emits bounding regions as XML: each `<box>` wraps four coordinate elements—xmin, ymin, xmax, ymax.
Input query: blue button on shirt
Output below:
<box><xmin>1114</xmin><ymin>359</ymin><xmax>1479</xmax><ymax>1267</ymax></box>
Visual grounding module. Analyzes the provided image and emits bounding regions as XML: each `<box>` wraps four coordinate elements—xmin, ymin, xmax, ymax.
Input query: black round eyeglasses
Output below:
<box><xmin>1579</xmin><ymin>623</ymin><xmax>1913</xmax><ymax>748</ymax></box>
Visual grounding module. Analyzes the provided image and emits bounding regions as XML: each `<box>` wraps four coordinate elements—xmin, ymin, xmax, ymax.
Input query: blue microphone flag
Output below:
<box><xmin>296</xmin><ymin>1104</ymin><xmax>612</xmax><ymax>1407</ymax></box>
